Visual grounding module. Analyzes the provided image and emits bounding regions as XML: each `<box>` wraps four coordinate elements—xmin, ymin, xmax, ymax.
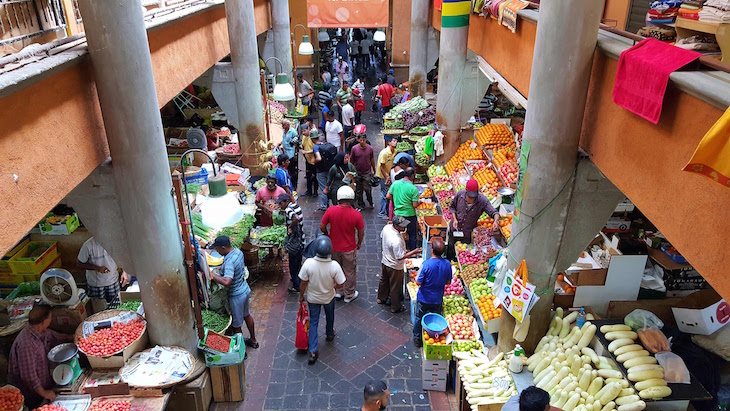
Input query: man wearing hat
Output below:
<box><xmin>448</xmin><ymin>178</ymin><xmax>500</xmax><ymax>255</ymax></box>
<box><xmin>387</xmin><ymin>69</ymin><xmax>398</xmax><ymax>88</ymax></box>
<box><xmin>256</xmin><ymin>172</ymin><xmax>287</xmax><ymax>227</ymax></box>
<box><xmin>379</xmin><ymin>216</ymin><xmax>422</xmax><ymax>313</ymax></box>
<box><xmin>276</xmin><ymin>193</ymin><xmax>304</xmax><ymax>292</ymax></box>
<box><xmin>210</xmin><ymin>236</ymin><xmax>258</xmax><ymax>349</ymax></box>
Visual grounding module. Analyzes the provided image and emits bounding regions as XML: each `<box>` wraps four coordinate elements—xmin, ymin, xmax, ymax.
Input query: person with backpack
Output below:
<box><xmin>324</xmin><ymin>153</ymin><xmax>357</xmax><ymax>208</ymax></box>
<box><xmin>315</xmin><ymin>133</ymin><xmax>338</xmax><ymax>211</ymax></box>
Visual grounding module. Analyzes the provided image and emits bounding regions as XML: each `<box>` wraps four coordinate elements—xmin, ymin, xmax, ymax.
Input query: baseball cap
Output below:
<box><xmin>389</xmin><ymin>69</ymin><xmax>394</xmax><ymax>74</ymax></box>
<box><xmin>392</xmin><ymin>215</ymin><xmax>410</xmax><ymax>228</ymax></box>
<box><xmin>276</xmin><ymin>193</ymin><xmax>291</xmax><ymax>204</ymax></box>
<box><xmin>209</xmin><ymin>236</ymin><xmax>231</xmax><ymax>249</ymax></box>
<box><xmin>466</xmin><ymin>179</ymin><xmax>479</xmax><ymax>198</ymax></box>
<box><xmin>297</xmin><ymin>72</ymin><xmax>303</xmax><ymax>78</ymax></box>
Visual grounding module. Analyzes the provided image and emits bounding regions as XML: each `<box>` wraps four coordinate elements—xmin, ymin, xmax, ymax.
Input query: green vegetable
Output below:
<box><xmin>202</xmin><ymin>309</ymin><xmax>230</xmax><ymax>333</ymax></box>
<box><xmin>384</xmin><ymin>120</ymin><xmax>404</xmax><ymax>130</ymax></box>
<box><xmin>395</xmin><ymin>141</ymin><xmax>413</xmax><ymax>152</ymax></box>
<box><xmin>253</xmin><ymin>178</ymin><xmax>266</xmax><ymax>190</ymax></box>
<box><xmin>258</xmin><ymin>226</ymin><xmax>287</xmax><ymax>247</ymax></box>
<box><xmin>118</xmin><ymin>301</ymin><xmax>141</xmax><ymax>312</ymax></box>
<box><xmin>272</xmin><ymin>210</ymin><xmax>286</xmax><ymax>226</ymax></box>
<box><xmin>219</xmin><ymin>214</ymin><xmax>256</xmax><ymax>248</ymax></box>
<box><xmin>386</xmin><ymin>96</ymin><xmax>430</xmax><ymax>118</ymax></box>
<box><xmin>191</xmin><ymin>213</ymin><xmax>217</xmax><ymax>242</ymax></box>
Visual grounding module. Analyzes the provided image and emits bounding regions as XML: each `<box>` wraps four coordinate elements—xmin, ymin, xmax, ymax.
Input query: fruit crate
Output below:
<box><xmin>7</xmin><ymin>241</ymin><xmax>58</xmax><ymax>275</ymax></box>
<box><xmin>0</xmin><ymin>237</ymin><xmax>30</xmax><ymax>273</ymax></box>
<box><xmin>422</xmin><ymin>332</ymin><xmax>452</xmax><ymax>361</ymax></box>
<box><xmin>198</xmin><ymin>329</ymin><xmax>244</xmax><ymax>366</ymax></box>
<box><xmin>38</xmin><ymin>213</ymin><xmax>80</xmax><ymax>236</ymax></box>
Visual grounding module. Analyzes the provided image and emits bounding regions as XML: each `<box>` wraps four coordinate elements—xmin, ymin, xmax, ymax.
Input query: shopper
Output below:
<box><xmin>449</xmin><ymin>178</ymin><xmax>500</xmax><ymax>255</ymax></box>
<box><xmin>352</xmin><ymin>87</ymin><xmax>366</xmax><ymax>125</ymax></box>
<box><xmin>315</xmin><ymin>134</ymin><xmax>338</xmax><ymax>211</ymax></box>
<box><xmin>342</xmin><ymin>97</ymin><xmax>356</xmax><ymax>141</ymax></box>
<box><xmin>335</xmin><ymin>56</ymin><xmax>348</xmax><ymax>89</ymax></box>
<box><xmin>376</xmin><ymin>137</ymin><xmax>398</xmax><ymax>219</ymax></box>
<box><xmin>297</xmin><ymin>73</ymin><xmax>314</xmax><ymax>113</ymax></box>
<box><xmin>299</xmin><ymin>236</ymin><xmax>345</xmax><ymax>365</ymax></box>
<box><xmin>379</xmin><ymin>216</ymin><xmax>422</xmax><ymax>313</ymax></box>
<box><xmin>320</xmin><ymin>98</ymin><xmax>332</xmax><ymax>131</ymax></box>
<box><xmin>349</xmin><ymin>132</ymin><xmax>376</xmax><ymax>210</ymax></box>
<box><xmin>502</xmin><ymin>386</ymin><xmax>551</xmax><ymax>411</ymax></box>
<box><xmin>77</xmin><ymin>236</ymin><xmax>125</xmax><ymax>312</ymax></box>
<box><xmin>376</xmin><ymin>77</ymin><xmax>395</xmax><ymax>125</ymax></box>
<box><xmin>275</xmin><ymin>154</ymin><xmax>294</xmax><ymax>197</ymax></box>
<box><xmin>413</xmin><ymin>238</ymin><xmax>452</xmax><ymax>347</ymax></box>
<box><xmin>325</xmin><ymin>111</ymin><xmax>345</xmax><ymax>152</ymax></box>
<box><xmin>387</xmin><ymin>168</ymin><xmax>421</xmax><ymax>250</ymax></box>
<box><xmin>324</xmin><ymin>153</ymin><xmax>357</xmax><ymax>207</ymax></box>
<box><xmin>280</xmin><ymin>119</ymin><xmax>299</xmax><ymax>190</ymax></box>
<box><xmin>321</xmin><ymin>68</ymin><xmax>332</xmax><ymax>92</ymax></box>
<box><xmin>360</xmin><ymin>35</ymin><xmax>373</xmax><ymax>68</ymax></box>
<box><xmin>320</xmin><ymin>186</ymin><xmax>364</xmax><ymax>303</ymax></box>
<box><xmin>255</xmin><ymin>172</ymin><xmax>287</xmax><ymax>226</ymax></box>
<box><xmin>336</xmin><ymin>80</ymin><xmax>352</xmax><ymax>122</ymax></box>
<box><xmin>349</xmin><ymin>38</ymin><xmax>360</xmax><ymax>76</ymax></box>
<box><xmin>387</xmin><ymin>69</ymin><xmax>399</xmax><ymax>88</ymax></box>
<box><xmin>301</xmin><ymin>125</ymin><xmax>319</xmax><ymax>197</ymax></box>
<box><xmin>361</xmin><ymin>380</ymin><xmax>389</xmax><ymax>411</ymax></box>
<box><xmin>277</xmin><ymin>194</ymin><xmax>304</xmax><ymax>292</ymax></box>
<box><xmin>210</xmin><ymin>236</ymin><xmax>259</xmax><ymax>349</ymax></box>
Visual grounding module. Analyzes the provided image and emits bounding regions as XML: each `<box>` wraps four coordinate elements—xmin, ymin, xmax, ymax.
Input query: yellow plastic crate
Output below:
<box><xmin>8</xmin><ymin>242</ymin><xmax>58</xmax><ymax>275</ymax></box>
<box><xmin>0</xmin><ymin>237</ymin><xmax>30</xmax><ymax>272</ymax></box>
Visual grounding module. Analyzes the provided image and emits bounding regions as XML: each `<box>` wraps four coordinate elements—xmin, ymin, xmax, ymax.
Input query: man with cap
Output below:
<box><xmin>379</xmin><ymin>216</ymin><xmax>422</xmax><ymax>313</ymax></box>
<box><xmin>256</xmin><ymin>172</ymin><xmax>287</xmax><ymax>227</ymax></box>
<box><xmin>299</xmin><ymin>236</ymin><xmax>346</xmax><ymax>364</ymax></box>
<box><xmin>320</xmin><ymin>186</ymin><xmax>364</xmax><ymax>303</ymax></box>
<box><xmin>387</xmin><ymin>69</ymin><xmax>398</xmax><ymax>88</ymax></box>
<box><xmin>448</xmin><ymin>178</ymin><xmax>500</xmax><ymax>254</ymax></box>
<box><xmin>277</xmin><ymin>194</ymin><xmax>304</xmax><ymax>292</ymax></box>
<box><xmin>210</xmin><ymin>236</ymin><xmax>258</xmax><ymax>349</ymax></box>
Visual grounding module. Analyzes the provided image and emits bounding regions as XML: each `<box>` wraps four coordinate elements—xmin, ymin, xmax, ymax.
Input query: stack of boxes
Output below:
<box><xmin>421</xmin><ymin>332</ymin><xmax>452</xmax><ymax>391</ymax></box>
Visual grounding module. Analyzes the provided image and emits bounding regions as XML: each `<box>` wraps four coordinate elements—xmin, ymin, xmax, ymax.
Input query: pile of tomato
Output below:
<box><xmin>34</xmin><ymin>405</ymin><xmax>67</xmax><ymax>411</ymax></box>
<box><xmin>78</xmin><ymin>320</ymin><xmax>145</xmax><ymax>357</ymax></box>
<box><xmin>88</xmin><ymin>400</ymin><xmax>131</xmax><ymax>411</ymax></box>
<box><xmin>0</xmin><ymin>387</ymin><xmax>22</xmax><ymax>411</ymax></box>
<box><xmin>205</xmin><ymin>332</ymin><xmax>231</xmax><ymax>353</ymax></box>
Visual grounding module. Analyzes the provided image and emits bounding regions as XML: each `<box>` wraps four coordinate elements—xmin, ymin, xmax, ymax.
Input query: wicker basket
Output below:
<box><xmin>120</xmin><ymin>346</ymin><xmax>196</xmax><ymax>389</ymax></box>
<box><xmin>74</xmin><ymin>310</ymin><xmax>146</xmax><ymax>358</ymax></box>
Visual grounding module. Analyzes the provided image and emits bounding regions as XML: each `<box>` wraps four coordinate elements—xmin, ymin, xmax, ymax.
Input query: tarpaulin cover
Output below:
<box><xmin>307</xmin><ymin>0</ymin><xmax>388</xmax><ymax>28</ymax></box>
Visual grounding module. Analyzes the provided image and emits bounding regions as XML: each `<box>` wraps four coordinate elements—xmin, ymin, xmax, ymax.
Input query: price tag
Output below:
<box><xmin>419</xmin><ymin>111</ymin><xmax>424</xmax><ymax>116</ymax></box>
<box><xmin>453</xmin><ymin>231</ymin><xmax>464</xmax><ymax>238</ymax></box>
<box><xmin>470</xmin><ymin>142</ymin><xmax>477</xmax><ymax>149</ymax></box>
<box><xmin>492</xmin><ymin>377</ymin><xmax>511</xmax><ymax>391</ymax></box>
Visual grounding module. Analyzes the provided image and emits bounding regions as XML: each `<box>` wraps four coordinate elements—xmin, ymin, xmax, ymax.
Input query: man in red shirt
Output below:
<box><xmin>320</xmin><ymin>185</ymin><xmax>365</xmax><ymax>302</ymax></box>
<box><xmin>376</xmin><ymin>76</ymin><xmax>395</xmax><ymax>126</ymax></box>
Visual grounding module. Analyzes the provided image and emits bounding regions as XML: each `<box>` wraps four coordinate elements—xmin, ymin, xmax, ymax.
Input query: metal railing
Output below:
<box><xmin>0</xmin><ymin>0</ymin><xmax>66</xmax><ymax>46</ymax></box>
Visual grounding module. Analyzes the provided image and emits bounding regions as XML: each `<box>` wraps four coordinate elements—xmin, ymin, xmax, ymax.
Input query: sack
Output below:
<box><xmin>295</xmin><ymin>301</ymin><xmax>309</xmax><ymax>351</ymax></box>
<box><xmin>370</xmin><ymin>176</ymin><xmax>380</xmax><ymax>188</ymax></box>
<box><xmin>285</xmin><ymin>224</ymin><xmax>304</xmax><ymax>254</ymax></box>
<box><xmin>319</xmin><ymin>142</ymin><xmax>338</xmax><ymax>170</ymax></box>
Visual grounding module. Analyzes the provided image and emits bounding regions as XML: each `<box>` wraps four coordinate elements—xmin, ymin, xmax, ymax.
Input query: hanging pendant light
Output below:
<box><xmin>373</xmin><ymin>29</ymin><xmax>386</xmax><ymax>42</ymax></box>
<box><xmin>298</xmin><ymin>35</ymin><xmax>314</xmax><ymax>55</ymax></box>
<box><xmin>273</xmin><ymin>73</ymin><xmax>295</xmax><ymax>101</ymax></box>
<box><xmin>200</xmin><ymin>174</ymin><xmax>243</xmax><ymax>229</ymax></box>
<box><xmin>317</xmin><ymin>29</ymin><xmax>330</xmax><ymax>42</ymax></box>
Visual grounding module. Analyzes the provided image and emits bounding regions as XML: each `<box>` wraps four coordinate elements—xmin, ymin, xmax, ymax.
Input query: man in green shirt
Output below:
<box><xmin>387</xmin><ymin>168</ymin><xmax>421</xmax><ymax>250</ymax></box>
<box><xmin>335</xmin><ymin>81</ymin><xmax>351</xmax><ymax>123</ymax></box>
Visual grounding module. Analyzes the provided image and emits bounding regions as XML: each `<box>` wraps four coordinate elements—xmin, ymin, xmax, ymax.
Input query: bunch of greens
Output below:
<box><xmin>202</xmin><ymin>309</ymin><xmax>230</xmax><ymax>333</ymax></box>
<box><xmin>118</xmin><ymin>301</ymin><xmax>141</xmax><ymax>312</ymax></box>
<box><xmin>384</xmin><ymin>120</ymin><xmax>404</xmax><ymax>130</ymax></box>
<box><xmin>191</xmin><ymin>213</ymin><xmax>216</xmax><ymax>243</ymax></box>
<box><xmin>253</xmin><ymin>178</ymin><xmax>267</xmax><ymax>190</ymax></box>
<box><xmin>219</xmin><ymin>214</ymin><xmax>256</xmax><ymax>248</ymax></box>
<box><xmin>258</xmin><ymin>225</ymin><xmax>287</xmax><ymax>246</ymax></box>
<box><xmin>395</xmin><ymin>141</ymin><xmax>413</xmax><ymax>152</ymax></box>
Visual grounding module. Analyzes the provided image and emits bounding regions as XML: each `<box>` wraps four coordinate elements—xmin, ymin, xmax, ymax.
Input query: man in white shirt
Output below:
<box><xmin>299</xmin><ymin>236</ymin><xmax>346</xmax><ymax>364</ymax></box>
<box><xmin>77</xmin><ymin>236</ymin><xmax>127</xmax><ymax>312</ymax></box>
<box><xmin>324</xmin><ymin>111</ymin><xmax>344</xmax><ymax>152</ymax></box>
<box><xmin>341</xmin><ymin>98</ymin><xmax>355</xmax><ymax>143</ymax></box>
<box><xmin>378</xmin><ymin>216</ymin><xmax>422</xmax><ymax>313</ymax></box>
<box><xmin>361</xmin><ymin>36</ymin><xmax>373</xmax><ymax>67</ymax></box>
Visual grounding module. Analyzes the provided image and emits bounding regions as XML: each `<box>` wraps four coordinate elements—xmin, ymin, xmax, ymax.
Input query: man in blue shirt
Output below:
<box><xmin>210</xmin><ymin>236</ymin><xmax>258</xmax><ymax>349</ymax></box>
<box><xmin>413</xmin><ymin>237</ymin><xmax>452</xmax><ymax>347</ymax></box>
<box><xmin>280</xmin><ymin>119</ymin><xmax>299</xmax><ymax>190</ymax></box>
<box><xmin>276</xmin><ymin>153</ymin><xmax>294</xmax><ymax>197</ymax></box>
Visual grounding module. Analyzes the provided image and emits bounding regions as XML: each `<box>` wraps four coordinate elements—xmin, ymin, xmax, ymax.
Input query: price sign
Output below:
<box><xmin>492</xmin><ymin>377</ymin><xmax>511</xmax><ymax>391</ymax></box>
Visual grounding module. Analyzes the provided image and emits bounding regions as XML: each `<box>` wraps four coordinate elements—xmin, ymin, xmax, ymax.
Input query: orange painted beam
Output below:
<box><xmin>0</xmin><ymin>2</ymin><xmax>272</xmax><ymax>256</ymax></box>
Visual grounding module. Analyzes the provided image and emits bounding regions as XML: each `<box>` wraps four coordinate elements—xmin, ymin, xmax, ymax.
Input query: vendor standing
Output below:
<box><xmin>8</xmin><ymin>304</ymin><xmax>72</xmax><ymax>408</ymax></box>
<box><xmin>256</xmin><ymin>172</ymin><xmax>287</xmax><ymax>227</ymax></box>
<box><xmin>77</xmin><ymin>236</ymin><xmax>125</xmax><ymax>312</ymax></box>
<box><xmin>413</xmin><ymin>238</ymin><xmax>452</xmax><ymax>347</ymax></box>
<box><xmin>448</xmin><ymin>179</ymin><xmax>500</xmax><ymax>256</ymax></box>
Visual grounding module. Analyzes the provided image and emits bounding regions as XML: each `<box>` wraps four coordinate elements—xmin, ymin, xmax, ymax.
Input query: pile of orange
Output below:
<box><xmin>477</xmin><ymin>295</ymin><xmax>502</xmax><ymax>320</ymax></box>
<box><xmin>474</xmin><ymin>167</ymin><xmax>500</xmax><ymax>188</ymax></box>
<box><xmin>477</xmin><ymin>212</ymin><xmax>494</xmax><ymax>227</ymax></box>
<box><xmin>492</xmin><ymin>148</ymin><xmax>516</xmax><ymax>169</ymax></box>
<box><xmin>475</xmin><ymin>124</ymin><xmax>514</xmax><ymax>147</ymax></box>
<box><xmin>446</xmin><ymin>140</ymin><xmax>486</xmax><ymax>175</ymax></box>
<box><xmin>419</xmin><ymin>187</ymin><xmax>433</xmax><ymax>199</ymax></box>
<box><xmin>422</xmin><ymin>331</ymin><xmax>448</xmax><ymax>346</ymax></box>
<box><xmin>499</xmin><ymin>214</ymin><xmax>513</xmax><ymax>227</ymax></box>
<box><xmin>417</xmin><ymin>202</ymin><xmax>435</xmax><ymax>210</ymax></box>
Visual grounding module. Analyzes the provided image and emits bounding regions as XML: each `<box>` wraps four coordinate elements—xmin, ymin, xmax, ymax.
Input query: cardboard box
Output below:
<box><xmin>422</xmin><ymin>357</ymin><xmax>447</xmax><ymax>391</ymax></box>
<box><xmin>83</xmin><ymin>371</ymin><xmax>130</xmax><ymax>398</ymax></box>
<box><xmin>50</xmin><ymin>296</ymin><xmax>91</xmax><ymax>334</ymax></box>
<box><xmin>672</xmin><ymin>289</ymin><xmax>730</xmax><ymax>335</ymax></box>
<box><xmin>614</xmin><ymin>199</ymin><xmax>635</xmax><ymax>213</ymax></box>
<box><xmin>38</xmin><ymin>213</ymin><xmax>80</xmax><ymax>236</ymax></box>
<box><xmin>423</xmin><ymin>216</ymin><xmax>449</xmax><ymax>243</ymax></box>
<box><xmin>210</xmin><ymin>362</ymin><xmax>245</xmax><ymax>402</ymax></box>
<box><xmin>168</xmin><ymin>369</ymin><xmax>212</xmax><ymax>411</ymax></box>
<box><xmin>647</xmin><ymin>247</ymin><xmax>708</xmax><ymax>291</ymax></box>
<box><xmin>603</xmin><ymin>217</ymin><xmax>631</xmax><ymax>233</ymax></box>
<box><xmin>85</xmin><ymin>329</ymin><xmax>149</xmax><ymax>369</ymax></box>
<box><xmin>199</xmin><ymin>331</ymin><xmax>245</xmax><ymax>366</ymax></box>
<box><xmin>422</xmin><ymin>333</ymin><xmax>452</xmax><ymax>361</ymax></box>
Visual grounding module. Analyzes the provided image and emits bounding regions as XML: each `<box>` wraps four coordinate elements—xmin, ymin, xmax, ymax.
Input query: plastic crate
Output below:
<box><xmin>0</xmin><ymin>237</ymin><xmax>30</xmax><ymax>272</ymax></box>
<box><xmin>38</xmin><ymin>213</ymin><xmax>80</xmax><ymax>236</ymax></box>
<box><xmin>8</xmin><ymin>242</ymin><xmax>58</xmax><ymax>275</ymax></box>
<box><xmin>660</xmin><ymin>243</ymin><xmax>687</xmax><ymax>264</ymax></box>
<box><xmin>5</xmin><ymin>282</ymin><xmax>41</xmax><ymax>300</ymax></box>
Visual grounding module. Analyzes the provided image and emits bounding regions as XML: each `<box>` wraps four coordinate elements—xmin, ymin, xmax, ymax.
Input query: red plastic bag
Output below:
<box><xmin>295</xmin><ymin>301</ymin><xmax>309</xmax><ymax>351</ymax></box>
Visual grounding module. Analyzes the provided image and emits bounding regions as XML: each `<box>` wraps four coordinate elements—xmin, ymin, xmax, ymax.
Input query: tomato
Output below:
<box><xmin>78</xmin><ymin>320</ymin><xmax>145</xmax><ymax>357</ymax></box>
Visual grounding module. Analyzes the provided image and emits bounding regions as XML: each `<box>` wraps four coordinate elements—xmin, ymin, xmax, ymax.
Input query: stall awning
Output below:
<box><xmin>307</xmin><ymin>0</ymin><xmax>389</xmax><ymax>28</ymax></box>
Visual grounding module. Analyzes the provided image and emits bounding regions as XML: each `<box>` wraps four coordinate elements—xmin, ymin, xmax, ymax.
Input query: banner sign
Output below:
<box><xmin>307</xmin><ymin>0</ymin><xmax>389</xmax><ymax>28</ymax></box>
<box><xmin>442</xmin><ymin>0</ymin><xmax>471</xmax><ymax>28</ymax></box>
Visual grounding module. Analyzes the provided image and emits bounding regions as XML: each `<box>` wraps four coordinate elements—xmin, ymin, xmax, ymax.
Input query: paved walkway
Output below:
<box><xmin>212</xmin><ymin>67</ymin><xmax>459</xmax><ymax>411</ymax></box>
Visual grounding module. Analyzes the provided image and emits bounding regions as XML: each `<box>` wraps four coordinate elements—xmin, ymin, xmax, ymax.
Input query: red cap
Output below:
<box><xmin>466</xmin><ymin>179</ymin><xmax>479</xmax><ymax>197</ymax></box>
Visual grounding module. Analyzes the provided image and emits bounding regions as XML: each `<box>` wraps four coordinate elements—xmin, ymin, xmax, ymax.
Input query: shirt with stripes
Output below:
<box><xmin>286</xmin><ymin>203</ymin><xmax>305</xmax><ymax>246</ymax></box>
<box><xmin>221</xmin><ymin>248</ymin><xmax>249</xmax><ymax>297</ymax></box>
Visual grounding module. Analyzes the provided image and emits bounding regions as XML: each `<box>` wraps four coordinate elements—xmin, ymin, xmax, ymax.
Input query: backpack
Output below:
<box><xmin>318</xmin><ymin>142</ymin><xmax>337</xmax><ymax>170</ymax></box>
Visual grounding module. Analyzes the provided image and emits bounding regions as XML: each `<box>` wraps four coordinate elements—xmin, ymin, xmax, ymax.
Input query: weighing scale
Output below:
<box><xmin>48</xmin><ymin>343</ymin><xmax>83</xmax><ymax>386</ymax></box>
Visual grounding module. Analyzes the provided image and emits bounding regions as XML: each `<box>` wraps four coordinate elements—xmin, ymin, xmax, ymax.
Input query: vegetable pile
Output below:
<box><xmin>386</xmin><ymin>96</ymin><xmax>430</xmax><ymax>118</ymax></box>
<box><xmin>402</xmin><ymin>106</ymin><xmax>436</xmax><ymax>131</ymax></box>
<box><xmin>204</xmin><ymin>331</ymin><xmax>231</xmax><ymax>353</ymax></box>
<box><xmin>250</xmin><ymin>226</ymin><xmax>287</xmax><ymax>247</ymax></box>
<box><xmin>384</xmin><ymin>120</ymin><xmax>404</xmax><ymax>130</ymax></box>
<box><xmin>88</xmin><ymin>401</ymin><xmax>131</xmax><ymax>411</ymax></box>
<box><xmin>202</xmin><ymin>309</ymin><xmax>230</xmax><ymax>333</ymax></box>
<box><xmin>220</xmin><ymin>144</ymin><xmax>241</xmax><ymax>155</ymax></box>
<box><xmin>395</xmin><ymin>141</ymin><xmax>413</xmax><ymax>152</ymax></box>
<box><xmin>456</xmin><ymin>351</ymin><xmax>517</xmax><ymax>409</ymax></box>
<box><xmin>218</xmin><ymin>214</ymin><xmax>256</xmax><ymax>248</ymax></box>
<box><xmin>192</xmin><ymin>213</ymin><xmax>217</xmax><ymax>243</ymax></box>
<box><xmin>78</xmin><ymin>320</ymin><xmax>145</xmax><ymax>357</ymax></box>
<box><xmin>117</xmin><ymin>301</ymin><xmax>141</xmax><ymax>312</ymax></box>
<box><xmin>0</xmin><ymin>387</ymin><xmax>22</xmax><ymax>411</ymax></box>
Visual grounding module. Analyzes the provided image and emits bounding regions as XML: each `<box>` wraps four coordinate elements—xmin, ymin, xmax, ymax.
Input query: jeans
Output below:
<box><xmin>404</xmin><ymin>215</ymin><xmax>419</xmax><ymax>250</ymax></box>
<box><xmin>354</xmin><ymin>172</ymin><xmax>373</xmax><ymax>208</ymax></box>
<box><xmin>413</xmin><ymin>300</ymin><xmax>443</xmax><ymax>341</ymax></box>
<box><xmin>308</xmin><ymin>299</ymin><xmax>335</xmax><ymax>354</ymax></box>
<box><xmin>287</xmin><ymin>155</ymin><xmax>298</xmax><ymax>192</ymax></box>
<box><xmin>305</xmin><ymin>163</ymin><xmax>317</xmax><ymax>195</ymax></box>
<box><xmin>289</xmin><ymin>251</ymin><xmax>302</xmax><ymax>290</ymax></box>
<box><xmin>378</xmin><ymin>183</ymin><xmax>389</xmax><ymax>217</ymax></box>
<box><xmin>317</xmin><ymin>171</ymin><xmax>329</xmax><ymax>209</ymax></box>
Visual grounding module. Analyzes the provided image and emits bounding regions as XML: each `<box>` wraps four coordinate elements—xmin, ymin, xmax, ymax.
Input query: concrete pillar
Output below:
<box><xmin>497</xmin><ymin>0</ymin><xmax>604</xmax><ymax>353</ymax></box>
<box><xmin>408</xmin><ymin>0</ymin><xmax>429</xmax><ymax>98</ymax></box>
<box><xmin>435</xmin><ymin>1</ymin><xmax>469</xmax><ymax>159</ymax></box>
<box><xmin>271</xmin><ymin>0</ymin><xmax>293</xmax><ymax>84</ymax></box>
<box><xmin>225</xmin><ymin>0</ymin><xmax>265</xmax><ymax>157</ymax></box>
<box><xmin>78</xmin><ymin>0</ymin><xmax>197</xmax><ymax>352</ymax></box>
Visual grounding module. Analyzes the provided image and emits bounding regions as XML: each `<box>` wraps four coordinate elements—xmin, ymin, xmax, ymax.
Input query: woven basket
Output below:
<box><xmin>120</xmin><ymin>346</ymin><xmax>196</xmax><ymax>389</ymax></box>
<box><xmin>74</xmin><ymin>309</ymin><xmax>146</xmax><ymax>358</ymax></box>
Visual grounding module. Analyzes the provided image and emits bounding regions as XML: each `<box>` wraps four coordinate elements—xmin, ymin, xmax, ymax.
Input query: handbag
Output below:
<box><xmin>370</xmin><ymin>176</ymin><xmax>380</xmax><ymax>187</ymax></box>
<box><xmin>295</xmin><ymin>301</ymin><xmax>309</xmax><ymax>350</ymax></box>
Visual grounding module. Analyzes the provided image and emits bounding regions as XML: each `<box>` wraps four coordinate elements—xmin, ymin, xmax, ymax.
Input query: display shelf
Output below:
<box><xmin>591</xmin><ymin>319</ymin><xmax>712</xmax><ymax>402</ymax></box>
<box><xmin>462</xmin><ymin>280</ymin><xmax>496</xmax><ymax>347</ymax></box>
<box><xmin>675</xmin><ymin>17</ymin><xmax>729</xmax><ymax>63</ymax></box>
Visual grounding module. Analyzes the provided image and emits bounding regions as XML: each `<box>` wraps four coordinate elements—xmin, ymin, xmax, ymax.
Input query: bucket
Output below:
<box><xmin>421</xmin><ymin>313</ymin><xmax>448</xmax><ymax>338</ymax></box>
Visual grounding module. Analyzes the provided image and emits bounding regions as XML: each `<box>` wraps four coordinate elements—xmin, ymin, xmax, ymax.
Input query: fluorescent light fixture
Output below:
<box><xmin>373</xmin><ymin>29</ymin><xmax>386</xmax><ymax>42</ymax></box>
<box><xmin>298</xmin><ymin>35</ymin><xmax>314</xmax><ymax>55</ymax></box>
<box><xmin>200</xmin><ymin>174</ymin><xmax>243</xmax><ymax>228</ymax></box>
<box><xmin>273</xmin><ymin>73</ymin><xmax>295</xmax><ymax>101</ymax></box>
<box><xmin>317</xmin><ymin>29</ymin><xmax>330</xmax><ymax>42</ymax></box>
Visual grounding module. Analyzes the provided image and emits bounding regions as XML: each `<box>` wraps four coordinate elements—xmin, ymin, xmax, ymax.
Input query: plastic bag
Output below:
<box><xmin>624</xmin><ymin>309</ymin><xmax>664</xmax><ymax>330</ymax></box>
<box><xmin>656</xmin><ymin>351</ymin><xmax>691</xmax><ymax>384</ymax></box>
<box><xmin>637</xmin><ymin>327</ymin><xmax>671</xmax><ymax>353</ymax></box>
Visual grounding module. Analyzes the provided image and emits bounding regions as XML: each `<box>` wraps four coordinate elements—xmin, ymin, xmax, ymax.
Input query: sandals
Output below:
<box><xmin>244</xmin><ymin>338</ymin><xmax>259</xmax><ymax>349</ymax></box>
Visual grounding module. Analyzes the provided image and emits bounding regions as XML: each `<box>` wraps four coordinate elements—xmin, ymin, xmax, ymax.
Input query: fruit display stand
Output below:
<box><xmin>88</xmin><ymin>394</ymin><xmax>170</xmax><ymax>411</ymax></box>
<box><xmin>74</xmin><ymin>310</ymin><xmax>148</xmax><ymax>369</ymax></box>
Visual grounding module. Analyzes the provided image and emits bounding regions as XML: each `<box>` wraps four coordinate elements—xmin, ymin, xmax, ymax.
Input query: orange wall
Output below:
<box><xmin>0</xmin><ymin>2</ymin><xmax>272</xmax><ymax>256</ymax></box>
<box><xmin>603</xmin><ymin>0</ymin><xmax>630</xmax><ymax>30</ymax></box>
<box><xmin>391</xmin><ymin>0</ymin><xmax>412</xmax><ymax>65</ymax></box>
<box><xmin>580</xmin><ymin>54</ymin><xmax>730</xmax><ymax>300</ymax></box>
<box><xmin>290</xmin><ymin>0</ymin><xmax>313</xmax><ymax>68</ymax></box>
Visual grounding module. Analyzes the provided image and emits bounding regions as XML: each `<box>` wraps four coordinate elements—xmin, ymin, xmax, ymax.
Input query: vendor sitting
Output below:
<box><xmin>8</xmin><ymin>303</ymin><xmax>72</xmax><ymax>408</ymax></box>
<box><xmin>255</xmin><ymin>172</ymin><xmax>287</xmax><ymax>227</ymax></box>
<box><xmin>448</xmin><ymin>178</ymin><xmax>500</xmax><ymax>250</ymax></box>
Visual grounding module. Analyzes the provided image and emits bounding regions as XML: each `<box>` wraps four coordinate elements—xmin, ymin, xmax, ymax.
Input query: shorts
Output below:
<box><xmin>229</xmin><ymin>290</ymin><xmax>251</xmax><ymax>328</ymax></box>
<box><xmin>87</xmin><ymin>282</ymin><xmax>121</xmax><ymax>303</ymax></box>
